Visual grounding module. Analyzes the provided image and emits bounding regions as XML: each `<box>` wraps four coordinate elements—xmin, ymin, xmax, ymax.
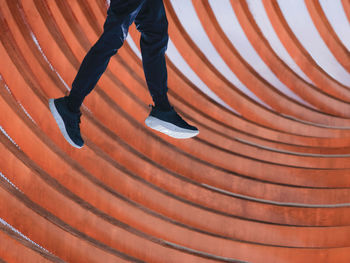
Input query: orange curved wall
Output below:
<box><xmin>1</xmin><ymin>0</ymin><xmax>350</xmax><ymax>262</ymax></box>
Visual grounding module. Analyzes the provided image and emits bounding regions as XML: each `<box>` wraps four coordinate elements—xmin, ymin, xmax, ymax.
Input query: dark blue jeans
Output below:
<box><xmin>68</xmin><ymin>0</ymin><xmax>169</xmax><ymax>111</ymax></box>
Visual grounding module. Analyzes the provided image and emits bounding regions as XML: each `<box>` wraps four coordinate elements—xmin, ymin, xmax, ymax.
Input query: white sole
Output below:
<box><xmin>49</xmin><ymin>99</ymin><xmax>83</xmax><ymax>149</ymax></box>
<box><xmin>145</xmin><ymin>116</ymin><xmax>199</xmax><ymax>139</ymax></box>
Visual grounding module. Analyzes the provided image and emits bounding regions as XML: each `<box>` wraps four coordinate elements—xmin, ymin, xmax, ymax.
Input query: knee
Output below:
<box><xmin>92</xmin><ymin>29</ymin><xmax>126</xmax><ymax>54</ymax></box>
<box><xmin>139</xmin><ymin>21</ymin><xmax>169</xmax><ymax>46</ymax></box>
<box><xmin>95</xmin><ymin>8</ymin><xmax>130</xmax><ymax>52</ymax></box>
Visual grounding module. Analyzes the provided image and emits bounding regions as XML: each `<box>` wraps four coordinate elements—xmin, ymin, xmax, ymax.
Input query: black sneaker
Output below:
<box><xmin>145</xmin><ymin>106</ymin><xmax>199</xmax><ymax>139</ymax></box>
<box><xmin>49</xmin><ymin>97</ymin><xmax>84</xmax><ymax>148</ymax></box>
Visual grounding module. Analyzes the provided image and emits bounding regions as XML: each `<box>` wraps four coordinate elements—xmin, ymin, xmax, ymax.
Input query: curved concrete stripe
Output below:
<box><xmin>2</xmin><ymin>0</ymin><xmax>350</xmax><ymax>186</ymax></box>
<box><xmin>0</xmin><ymin>222</ymin><xmax>63</xmax><ymax>263</ymax></box>
<box><xmin>277</xmin><ymin>0</ymin><xmax>350</xmax><ymax>85</ymax></box>
<box><xmin>320</xmin><ymin>0</ymin><xmax>350</xmax><ymax>51</ymax></box>
<box><xmin>0</xmin><ymin>218</ymin><xmax>50</xmax><ymax>255</ymax></box>
<box><xmin>126</xmin><ymin>30</ymin><xmax>238</xmax><ymax>113</ymax></box>
<box><xmin>2</xmin><ymin>86</ymin><xmax>350</xmax><ymax>260</ymax></box>
<box><xmin>0</xmin><ymin>172</ymin><xmax>21</xmax><ymax>193</ymax></box>
<box><xmin>1</xmin><ymin>80</ymin><xmax>238</xmax><ymax>262</ymax></box>
<box><xmin>0</xmin><ymin>75</ymin><xmax>37</xmax><ymax>124</ymax></box>
<box><xmin>5</xmin><ymin>8</ymin><xmax>350</xmax><ymax>233</ymax></box>
<box><xmin>194</xmin><ymin>0</ymin><xmax>350</xmax><ymax>124</ymax></box>
<box><xmin>125</xmin><ymin>25</ymin><xmax>350</xmax><ymax>148</ymax></box>
<box><xmin>4</xmin><ymin>71</ymin><xmax>348</xmax><ymax>260</ymax></box>
<box><xmin>169</xmin><ymin>0</ymin><xmax>269</xmax><ymax>108</ymax></box>
<box><xmin>0</xmin><ymin>126</ymin><xmax>20</xmax><ymax>150</ymax></box>
<box><xmin>3</xmin><ymin>0</ymin><xmax>350</xmax><ymax>185</ymax></box>
<box><xmin>5</xmin><ymin>75</ymin><xmax>349</xmax><ymax>246</ymax></box>
<box><xmin>47</xmin><ymin>0</ymin><xmax>350</xmax><ymax>186</ymax></box>
<box><xmin>199</xmin><ymin>0</ymin><xmax>350</xmax><ymax>122</ymax></box>
<box><xmin>305</xmin><ymin>0</ymin><xmax>350</xmax><ymax>73</ymax></box>
<box><xmin>166</xmin><ymin>38</ymin><xmax>239</xmax><ymax>113</ymax></box>
<box><xmin>122</xmin><ymin>37</ymin><xmax>350</xmax><ymax>155</ymax></box>
<box><xmin>166</xmin><ymin>0</ymin><xmax>350</xmax><ymax>130</ymax></box>
<box><xmin>245</xmin><ymin>0</ymin><xmax>314</xmax><ymax>85</ymax></box>
<box><xmin>6</xmin><ymin>0</ymin><xmax>350</xmax><ymax>148</ymax></box>
<box><xmin>262</xmin><ymin>0</ymin><xmax>350</xmax><ymax>103</ymax></box>
<box><xmin>209</xmin><ymin>0</ymin><xmax>314</xmax><ymax>108</ymax></box>
<box><xmin>0</xmin><ymin>174</ymin><xmax>133</xmax><ymax>263</ymax></box>
<box><xmin>3</xmin><ymin>0</ymin><xmax>350</xmax><ymax>262</ymax></box>
<box><xmin>342</xmin><ymin>0</ymin><xmax>350</xmax><ymax>23</ymax></box>
<box><xmin>26</xmin><ymin>0</ymin><xmax>350</xmax><ymax>173</ymax></box>
<box><xmin>73</xmin><ymin>5</ymin><xmax>348</xmax><ymax>169</ymax></box>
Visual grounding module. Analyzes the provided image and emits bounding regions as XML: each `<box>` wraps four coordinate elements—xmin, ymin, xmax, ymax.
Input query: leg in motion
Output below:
<box><xmin>68</xmin><ymin>0</ymin><xmax>146</xmax><ymax>112</ymax></box>
<box><xmin>135</xmin><ymin>0</ymin><xmax>199</xmax><ymax>139</ymax></box>
<box><xmin>49</xmin><ymin>0</ymin><xmax>145</xmax><ymax>148</ymax></box>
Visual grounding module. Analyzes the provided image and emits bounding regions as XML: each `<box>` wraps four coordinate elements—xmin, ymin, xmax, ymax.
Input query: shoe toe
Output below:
<box><xmin>187</xmin><ymin>124</ymin><xmax>198</xmax><ymax>131</ymax></box>
<box><xmin>71</xmin><ymin>133</ymin><xmax>84</xmax><ymax>147</ymax></box>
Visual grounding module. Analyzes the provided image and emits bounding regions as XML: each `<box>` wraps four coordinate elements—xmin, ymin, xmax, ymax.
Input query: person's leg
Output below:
<box><xmin>67</xmin><ymin>0</ymin><xmax>146</xmax><ymax>112</ymax></box>
<box><xmin>134</xmin><ymin>0</ymin><xmax>171</xmax><ymax>111</ymax></box>
<box><xmin>135</xmin><ymin>0</ymin><xmax>199</xmax><ymax>139</ymax></box>
<box><xmin>49</xmin><ymin>0</ymin><xmax>146</xmax><ymax>148</ymax></box>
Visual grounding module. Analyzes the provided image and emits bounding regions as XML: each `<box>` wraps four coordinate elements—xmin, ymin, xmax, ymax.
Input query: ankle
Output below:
<box><xmin>65</xmin><ymin>96</ymin><xmax>81</xmax><ymax>113</ymax></box>
<box><xmin>154</xmin><ymin>95</ymin><xmax>171</xmax><ymax>111</ymax></box>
